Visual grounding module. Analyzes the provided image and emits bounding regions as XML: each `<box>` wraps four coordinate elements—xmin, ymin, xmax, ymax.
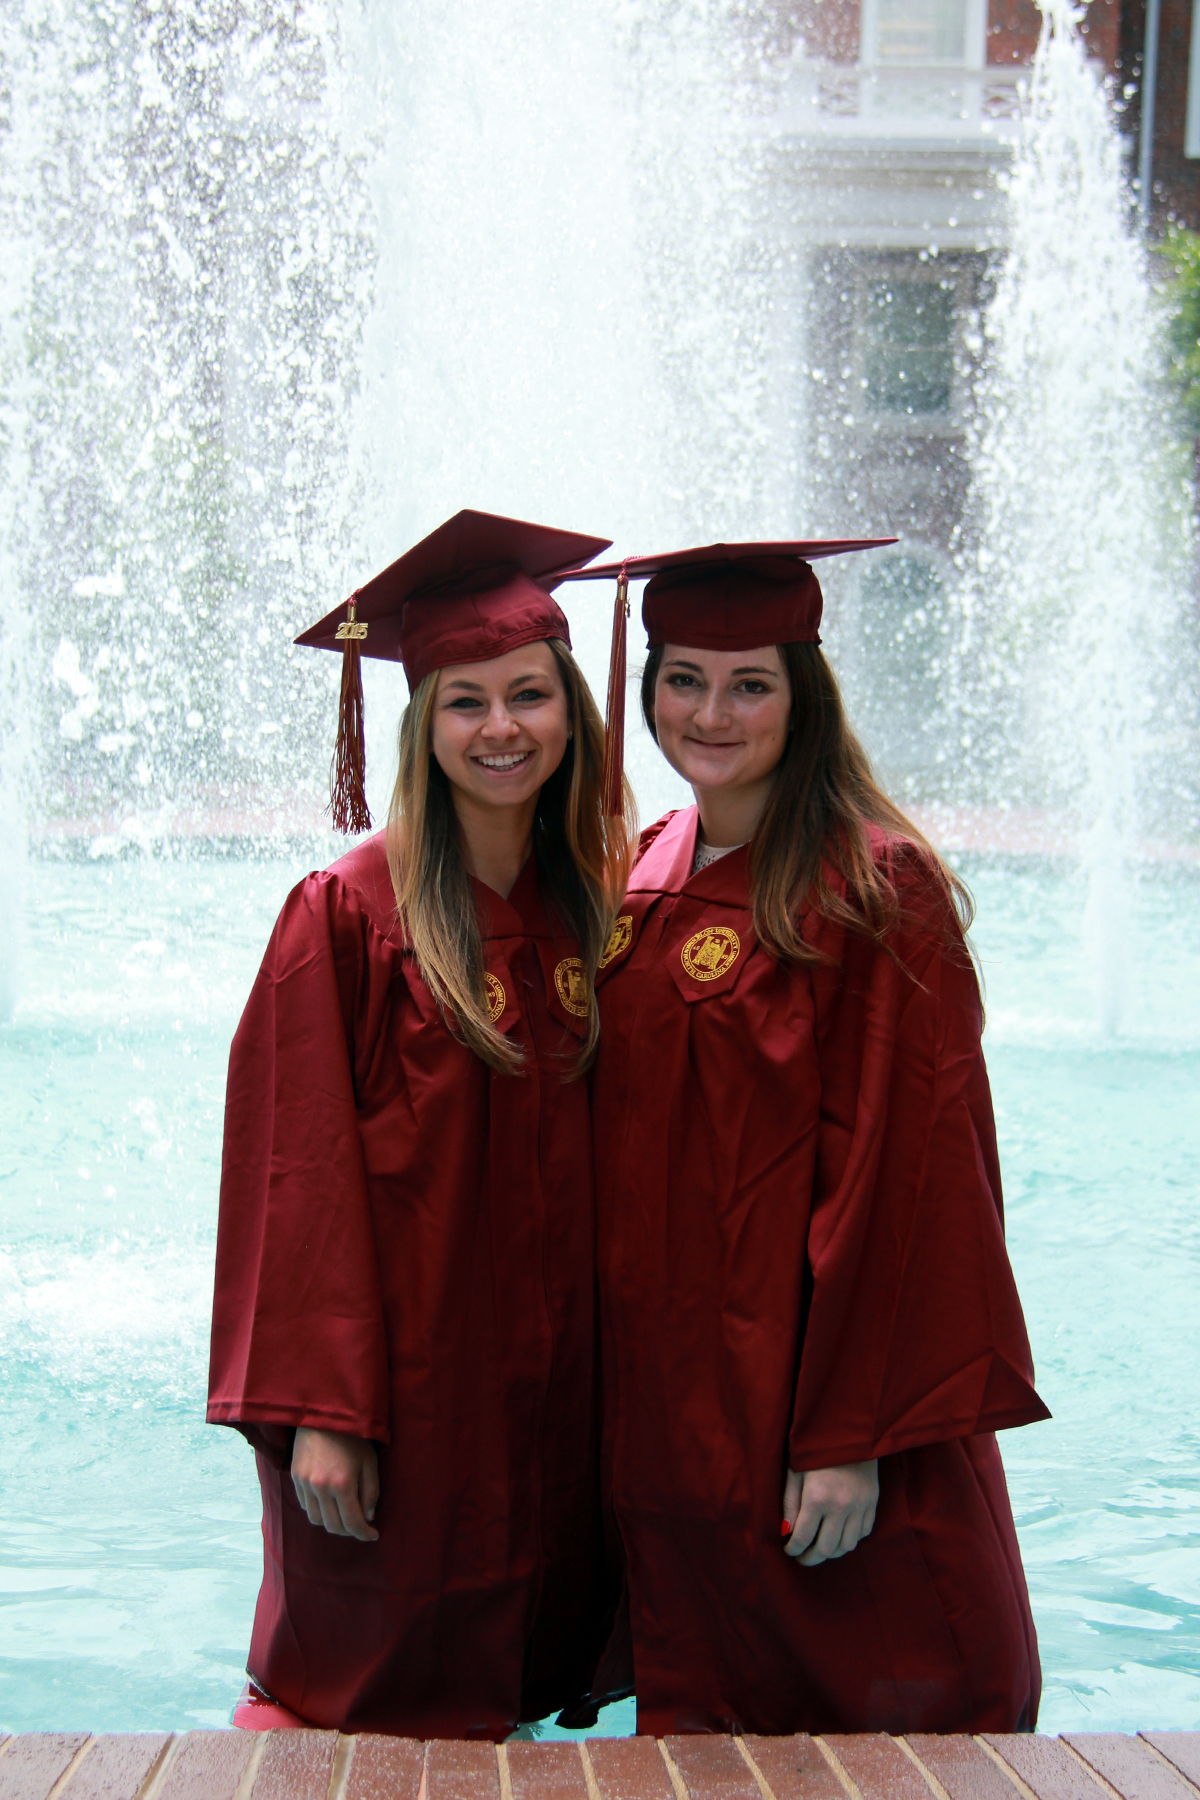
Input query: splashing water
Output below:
<box><xmin>962</xmin><ymin>0</ymin><xmax>1195</xmax><ymax>1032</ymax></box>
<box><xmin>333</xmin><ymin>0</ymin><xmax>773</xmax><ymax>815</ymax></box>
<box><xmin>0</xmin><ymin>0</ymin><xmax>380</xmax><ymax>845</ymax></box>
<box><xmin>0</xmin><ymin>531</ymin><xmax>25</xmax><ymax>1020</ymax></box>
<box><xmin>3</xmin><ymin>0</ymin><xmax>1193</xmax><ymax>1013</ymax></box>
<box><xmin>0</xmin><ymin>0</ymin><xmax>770</xmax><ymax>857</ymax></box>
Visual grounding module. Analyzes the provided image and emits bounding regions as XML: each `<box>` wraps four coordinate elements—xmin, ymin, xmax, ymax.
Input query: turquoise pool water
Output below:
<box><xmin>1</xmin><ymin>851</ymin><xmax>1197</xmax><ymax>1734</ymax></box>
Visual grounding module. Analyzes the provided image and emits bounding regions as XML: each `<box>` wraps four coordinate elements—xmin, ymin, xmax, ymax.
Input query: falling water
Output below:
<box><xmin>333</xmin><ymin>0</ymin><xmax>776</xmax><ymax>816</ymax></box>
<box><xmin>0</xmin><ymin>10</ymin><xmax>35</xmax><ymax>1023</ymax></box>
<box><xmin>0</xmin><ymin>0</ymin><xmax>381</xmax><ymax>854</ymax></box>
<box><xmin>961</xmin><ymin>0</ymin><xmax>1196</xmax><ymax>1032</ymax></box>
<box><xmin>0</xmin><ymin>0</ymin><xmax>774</xmax><ymax>866</ymax></box>
<box><xmin>1</xmin><ymin>0</ymin><xmax>1197</xmax><ymax>1009</ymax></box>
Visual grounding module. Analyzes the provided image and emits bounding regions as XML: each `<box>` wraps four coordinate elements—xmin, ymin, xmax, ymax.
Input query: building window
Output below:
<box><xmin>860</xmin><ymin>0</ymin><xmax>984</xmax><ymax>65</ymax></box>
<box><xmin>862</xmin><ymin>279</ymin><xmax>954</xmax><ymax>414</ymax></box>
<box><xmin>875</xmin><ymin>0</ymin><xmax>966</xmax><ymax>61</ymax></box>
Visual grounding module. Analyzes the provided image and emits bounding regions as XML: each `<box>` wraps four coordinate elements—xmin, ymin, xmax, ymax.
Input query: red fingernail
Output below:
<box><xmin>781</xmin><ymin>1519</ymin><xmax>792</xmax><ymax>1538</ymax></box>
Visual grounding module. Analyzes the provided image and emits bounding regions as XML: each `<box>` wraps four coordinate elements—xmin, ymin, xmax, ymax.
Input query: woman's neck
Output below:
<box><xmin>693</xmin><ymin>776</ymin><xmax>774</xmax><ymax>850</ymax></box>
<box><xmin>452</xmin><ymin>791</ymin><xmax>537</xmax><ymax>900</ymax></box>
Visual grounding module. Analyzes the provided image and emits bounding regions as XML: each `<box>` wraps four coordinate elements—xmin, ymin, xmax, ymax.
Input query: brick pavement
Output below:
<box><xmin>0</xmin><ymin>1731</ymin><xmax>1196</xmax><ymax>1800</ymax></box>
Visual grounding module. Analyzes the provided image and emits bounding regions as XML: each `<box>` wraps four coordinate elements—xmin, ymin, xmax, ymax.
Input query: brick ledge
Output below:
<box><xmin>0</xmin><ymin>1728</ymin><xmax>1197</xmax><ymax>1800</ymax></box>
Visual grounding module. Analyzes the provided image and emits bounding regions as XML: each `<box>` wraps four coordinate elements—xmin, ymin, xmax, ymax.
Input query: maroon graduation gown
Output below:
<box><xmin>592</xmin><ymin>806</ymin><xmax>1050</xmax><ymax>1737</ymax></box>
<box><xmin>207</xmin><ymin>833</ymin><xmax>607</xmax><ymax>1738</ymax></box>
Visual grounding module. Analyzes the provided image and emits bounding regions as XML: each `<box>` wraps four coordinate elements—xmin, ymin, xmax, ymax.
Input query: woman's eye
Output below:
<box><xmin>513</xmin><ymin>688</ymin><xmax>548</xmax><ymax>704</ymax></box>
<box><xmin>447</xmin><ymin>696</ymin><xmax>483</xmax><ymax>711</ymax></box>
<box><xmin>738</xmin><ymin>681</ymin><xmax>769</xmax><ymax>695</ymax></box>
<box><xmin>665</xmin><ymin>674</ymin><xmax>700</xmax><ymax>689</ymax></box>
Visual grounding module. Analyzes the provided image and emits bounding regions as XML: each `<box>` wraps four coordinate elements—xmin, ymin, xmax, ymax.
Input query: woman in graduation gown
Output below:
<box><xmin>207</xmin><ymin>510</ymin><xmax>632</xmax><ymax>1739</ymax></box>
<box><xmin>567</xmin><ymin>542</ymin><xmax>1050</xmax><ymax>1737</ymax></box>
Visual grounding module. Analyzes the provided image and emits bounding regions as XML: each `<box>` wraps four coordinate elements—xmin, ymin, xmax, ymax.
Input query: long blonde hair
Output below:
<box><xmin>388</xmin><ymin>639</ymin><xmax>634</xmax><ymax>1074</ymax></box>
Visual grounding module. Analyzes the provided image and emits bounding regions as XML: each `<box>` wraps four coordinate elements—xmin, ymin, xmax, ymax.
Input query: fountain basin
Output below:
<box><xmin>1</xmin><ymin>850</ymin><xmax>1197</xmax><ymax>1739</ymax></box>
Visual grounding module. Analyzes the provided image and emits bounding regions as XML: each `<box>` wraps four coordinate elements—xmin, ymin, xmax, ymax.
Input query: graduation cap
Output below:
<box><xmin>560</xmin><ymin>537</ymin><xmax>896</xmax><ymax>816</ymax></box>
<box><xmin>295</xmin><ymin>509</ymin><xmax>612</xmax><ymax>833</ymax></box>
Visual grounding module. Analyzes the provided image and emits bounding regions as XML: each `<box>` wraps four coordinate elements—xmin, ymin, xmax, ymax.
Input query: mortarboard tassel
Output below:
<box><xmin>330</xmin><ymin>591</ymin><xmax>372</xmax><ymax>834</ymax></box>
<box><xmin>601</xmin><ymin>565</ymin><xmax>630</xmax><ymax>818</ymax></box>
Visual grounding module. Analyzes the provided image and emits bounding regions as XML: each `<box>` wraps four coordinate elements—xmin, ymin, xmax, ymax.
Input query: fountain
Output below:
<box><xmin>0</xmin><ymin>0</ymin><xmax>377</xmax><ymax>848</ymax></box>
<box><xmin>0</xmin><ymin>0</ymin><xmax>1198</xmax><ymax>1742</ymax></box>
<box><xmin>0</xmin><ymin>0</ymin><xmax>780</xmax><ymax>851</ymax></box>
<box><xmin>956</xmin><ymin>0</ymin><xmax>1197</xmax><ymax>1032</ymax></box>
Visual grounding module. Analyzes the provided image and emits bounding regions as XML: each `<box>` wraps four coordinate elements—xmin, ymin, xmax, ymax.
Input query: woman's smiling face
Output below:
<box><xmin>652</xmin><ymin>643</ymin><xmax>791</xmax><ymax>798</ymax></box>
<box><xmin>430</xmin><ymin>639</ymin><xmax>570</xmax><ymax>814</ymax></box>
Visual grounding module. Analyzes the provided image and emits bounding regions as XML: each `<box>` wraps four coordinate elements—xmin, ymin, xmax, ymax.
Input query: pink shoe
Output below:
<box><xmin>232</xmin><ymin>1678</ymin><xmax>310</xmax><ymax>1730</ymax></box>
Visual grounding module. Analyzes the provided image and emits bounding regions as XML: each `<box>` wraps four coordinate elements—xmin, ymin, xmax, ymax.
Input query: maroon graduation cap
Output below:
<box><xmin>295</xmin><ymin>509</ymin><xmax>612</xmax><ymax>833</ymax></box>
<box><xmin>560</xmin><ymin>536</ymin><xmax>896</xmax><ymax>816</ymax></box>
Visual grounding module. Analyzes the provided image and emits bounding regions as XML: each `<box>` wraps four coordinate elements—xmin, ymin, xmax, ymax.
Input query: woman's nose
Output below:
<box><xmin>695</xmin><ymin>690</ymin><xmax>731</xmax><ymax>729</ymax></box>
<box><xmin>481</xmin><ymin>701</ymin><xmax>519</xmax><ymax>738</ymax></box>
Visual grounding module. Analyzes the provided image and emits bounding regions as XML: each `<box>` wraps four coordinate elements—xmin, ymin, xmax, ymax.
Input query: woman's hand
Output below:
<box><xmin>291</xmin><ymin>1428</ymin><xmax>380</xmax><ymax>1542</ymax></box>
<box><xmin>782</xmin><ymin>1460</ymin><xmax>878</xmax><ymax>1566</ymax></box>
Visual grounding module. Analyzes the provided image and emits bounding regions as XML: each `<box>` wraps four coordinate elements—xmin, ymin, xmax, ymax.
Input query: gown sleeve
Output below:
<box><xmin>206</xmin><ymin>870</ymin><xmax>392</xmax><ymax>1469</ymax></box>
<box><xmin>788</xmin><ymin>847</ymin><xmax>1050</xmax><ymax>1472</ymax></box>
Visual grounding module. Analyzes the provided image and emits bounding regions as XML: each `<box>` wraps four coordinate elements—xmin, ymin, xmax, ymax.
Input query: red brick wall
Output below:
<box><xmin>986</xmin><ymin>0</ymin><xmax>1121</xmax><ymax>66</ymax></box>
<box><xmin>986</xmin><ymin>0</ymin><xmax>1043</xmax><ymax>64</ymax></box>
<box><xmin>764</xmin><ymin>0</ymin><xmax>862</xmax><ymax>63</ymax></box>
<box><xmin>1081</xmin><ymin>0</ymin><xmax>1123</xmax><ymax>68</ymax></box>
<box><xmin>806</xmin><ymin>0</ymin><xmax>862</xmax><ymax>63</ymax></box>
<box><xmin>1150</xmin><ymin>0</ymin><xmax>1200</xmax><ymax>226</ymax></box>
<box><xmin>746</xmin><ymin>0</ymin><xmax>860</xmax><ymax>61</ymax></box>
<box><xmin>1122</xmin><ymin>0</ymin><xmax>1200</xmax><ymax>230</ymax></box>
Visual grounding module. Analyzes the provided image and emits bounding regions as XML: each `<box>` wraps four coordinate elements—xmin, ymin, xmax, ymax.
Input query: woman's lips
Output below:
<box><xmin>472</xmin><ymin>750</ymin><xmax>534</xmax><ymax>770</ymax></box>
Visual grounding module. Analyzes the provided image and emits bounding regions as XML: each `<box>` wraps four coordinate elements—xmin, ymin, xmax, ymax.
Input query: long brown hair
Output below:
<box><xmin>642</xmin><ymin>640</ymin><xmax>972</xmax><ymax>964</ymax></box>
<box><xmin>388</xmin><ymin>639</ymin><xmax>633</xmax><ymax>1074</ymax></box>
